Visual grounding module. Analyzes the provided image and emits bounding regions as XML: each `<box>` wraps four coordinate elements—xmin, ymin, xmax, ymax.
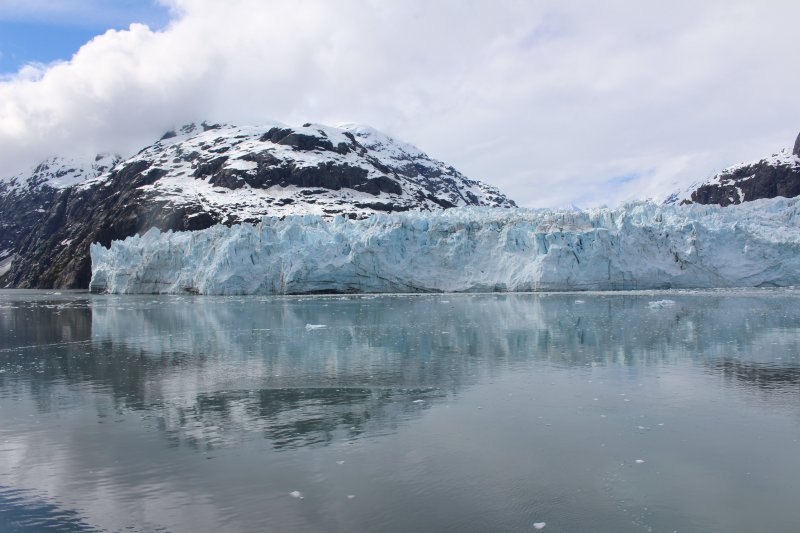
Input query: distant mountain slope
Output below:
<box><xmin>0</xmin><ymin>154</ymin><xmax>120</xmax><ymax>276</ymax></box>
<box><xmin>666</xmin><ymin>131</ymin><xmax>800</xmax><ymax>206</ymax></box>
<box><xmin>0</xmin><ymin>122</ymin><xmax>515</xmax><ymax>289</ymax></box>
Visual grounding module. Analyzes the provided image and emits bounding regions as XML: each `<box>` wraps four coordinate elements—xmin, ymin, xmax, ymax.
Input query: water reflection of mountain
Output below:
<box><xmin>709</xmin><ymin>360</ymin><xmax>800</xmax><ymax>392</ymax></box>
<box><xmin>2</xmin><ymin>291</ymin><xmax>800</xmax><ymax>453</ymax></box>
<box><xmin>185</xmin><ymin>387</ymin><xmax>444</xmax><ymax>451</ymax></box>
<box><xmin>0</xmin><ymin>294</ymin><xmax>92</xmax><ymax>350</ymax></box>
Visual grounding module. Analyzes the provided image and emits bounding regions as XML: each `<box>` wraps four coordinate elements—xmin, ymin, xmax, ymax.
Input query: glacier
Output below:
<box><xmin>90</xmin><ymin>197</ymin><xmax>800</xmax><ymax>295</ymax></box>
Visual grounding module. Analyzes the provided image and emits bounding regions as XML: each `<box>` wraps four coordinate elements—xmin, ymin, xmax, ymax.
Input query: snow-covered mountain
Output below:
<box><xmin>123</xmin><ymin>122</ymin><xmax>515</xmax><ymax>219</ymax></box>
<box><xmin>666</xmin><ymin>131</ymin><xmax>800</xmax><ymax>206</ymax></box>
<box><xmin>0</xmin><ymin>122</ymin><xmax>515</xmax><ymax>289</ymax></box>
<box><xmin>91</xmin><ymin>197</ymin><xmax>800</xmax><ymax>295</ymax></box>
<box><xmin>0</xmin><ymin>154</ymin><xmax>120</xmax><ymax>275</ymax></box>
<box><xmin>1</xmin><ymin>153</ymin><xmax>120</xmax><ymax>194</ymax></box>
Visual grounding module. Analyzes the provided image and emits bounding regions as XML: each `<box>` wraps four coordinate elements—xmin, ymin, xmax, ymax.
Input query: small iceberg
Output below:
<box><xmin>648</xmin><ymin>300</ymin><xmax>676</xmax><ymax>309</ymax></box>
<box><xmin>305</xmin><ymin>324</ymin><xmax>328</xmax><ymax>331</ymax></box>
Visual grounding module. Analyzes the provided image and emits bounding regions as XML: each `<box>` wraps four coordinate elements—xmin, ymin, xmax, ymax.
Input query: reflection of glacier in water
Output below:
<box><xmin>2</xmin><ymin>291</ymin><xmax>800</xmax><ymax>447</ymax></box>
<box><xmin>90</xmin><ymin>290</ymin><xmax>800</xmax><ymax>371</ymax></box>
<box><xmin>6</xmin><ymin>290</ymin><xmax>800</xmax><ymax>449</ymax></box>
<box><xmin>1</xmin><ymin>290</ymin><xmax>800</xmax><ymax>533</ymax></box>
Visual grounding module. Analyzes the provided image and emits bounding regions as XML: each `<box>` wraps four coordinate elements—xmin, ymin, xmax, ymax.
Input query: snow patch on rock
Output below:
<box><xmin>666</xmin><ymin>150</ymin><xmax>800</xmax><ymax>205</ymax></box>
<box><xmin>1</xmin><ymin>153</ymin><xmax>120</xmax><ymax>194</ymax></box>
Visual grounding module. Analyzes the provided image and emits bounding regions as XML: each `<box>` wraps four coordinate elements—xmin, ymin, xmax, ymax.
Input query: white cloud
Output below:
<box><xmin>1</xmin><ymin>0</ymin><xmax>799</xmax><ymax>207</ymax></box>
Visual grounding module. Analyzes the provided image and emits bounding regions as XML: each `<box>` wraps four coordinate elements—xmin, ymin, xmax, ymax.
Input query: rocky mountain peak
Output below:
<box><xmin>0</xmin><ymin>121</ymin><xmax>516</xmax><ymax>289</ymax></box>
<box><xmin>667</xmin><ymin>130</ymin><xmax>800</xmax><ymax>206</ymax></box>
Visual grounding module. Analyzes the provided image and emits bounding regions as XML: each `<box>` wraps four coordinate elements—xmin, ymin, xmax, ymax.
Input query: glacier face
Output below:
<box><xmin>91</xmin><ymin>197</ymin><xmax>800</xmax><ymax>295</ymax></box>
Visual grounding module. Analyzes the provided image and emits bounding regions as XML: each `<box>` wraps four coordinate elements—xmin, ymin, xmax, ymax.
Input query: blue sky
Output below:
<box><xmin>0</xmin><ymin>1</ymin><xmax>170</xmax><ymax>73</ymax></box>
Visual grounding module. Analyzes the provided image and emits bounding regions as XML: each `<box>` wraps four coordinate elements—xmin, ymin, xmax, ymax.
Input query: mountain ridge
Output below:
<box><xmin>0</xmin><ymin>121</ymin><xmax>515</xmax><ymax>289</ymax></box>
<box><xmin>666</xmin><ymin>131</ymin><xmax>800</xmax><ymax>206</ymax></box>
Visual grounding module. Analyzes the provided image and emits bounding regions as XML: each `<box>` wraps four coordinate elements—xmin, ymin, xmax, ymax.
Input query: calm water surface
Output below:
<box><xmin>0</xmin><ymin>290</ymin><xmax>799</xmax><ymax>532</ymax></box>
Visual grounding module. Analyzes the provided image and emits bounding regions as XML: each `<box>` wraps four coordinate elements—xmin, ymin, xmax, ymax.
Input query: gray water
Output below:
<box><xmin>0</xmin><ymin>290</ymin><xmax>799</xmax><ymax>533</ymax></box>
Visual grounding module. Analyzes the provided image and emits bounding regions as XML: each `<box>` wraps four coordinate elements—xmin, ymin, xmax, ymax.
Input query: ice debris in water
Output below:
<box><xmin>91</xmin><ymin>197</ymin><xmax>800</xmax><ymax>295</ymax></box>
<box><xmin>635</xmin><ymin>459</ymin><xmax>645</xmax><ymax>464</ymax></box>
<box><xmin>347</xmin><ymin>495</ymin><xmax>356</xmax><ymax>499</ymax></box>
<box><xmin>304</xmin><ymin>324</ymin><xmax>327</xmax><ymax>331</ymax></box>
<box><xmin>533</xmin><ymin>522</ymin><xmax>547</xmax><ymax>529</ymax></box>
<box><xmin>290</xmin><ymin>491</ymin><xmax>304</xmax><ymax>499</ymax></box>
<box><xmin>648</xmin><ymin>300</ymin><xmax>676</xmax><ymax>309</ymax></box>
<box><xmin>412</xmin><ymin>399</ymin><xmax>426</xmax><ymax>404</ymax></box>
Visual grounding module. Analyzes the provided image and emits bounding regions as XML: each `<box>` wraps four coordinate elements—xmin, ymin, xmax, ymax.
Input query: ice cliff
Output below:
<box><xmin>90</xmin><ymin>197</ymin><xmax>800</xmax><ymax>294</ymax></box>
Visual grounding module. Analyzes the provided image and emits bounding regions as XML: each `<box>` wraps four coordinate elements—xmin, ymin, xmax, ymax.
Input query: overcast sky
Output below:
<box><xmin>1</xmin><ymin>0</ymin><xmax>799</xmax><ymax>208</ymax></box>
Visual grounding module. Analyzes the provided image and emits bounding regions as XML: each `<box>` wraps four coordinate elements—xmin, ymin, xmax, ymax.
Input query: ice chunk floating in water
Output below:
<box><xmin>90</xmin><ymin>198</ymin><xmax>800</xmax><ymax>295</ymax></box>
<box><xmin>648</xmin><ymin>300</ymin><xmax>676</xmax><ymax>309</ymax></box>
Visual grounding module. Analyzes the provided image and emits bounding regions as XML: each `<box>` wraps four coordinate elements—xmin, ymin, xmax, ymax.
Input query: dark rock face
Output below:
<box><xmin>0</xmin><ymin>183</ymin><xmax>57</xmax><ymax>265</ymax></box>
<box><xmin>2</xmin><ymin>161</ymin><xmax>223</xmax><ymax>289</ymax></box>
<box><xmin>0</xmin><ymin>155</ymin><xmax>227</xmax><ymax>289</ymax></box>
<box><xmin>0</xmin><ymin>122</ymin><xmax>516</xmax><ymax>289</ymax></box>
<box><xmin>680</xmin><ymin>131</ymin><xmax>800</xmax><ymax>207</ymax></box>
<box><xmin>1</xmin><ymin>155</ymin><xmax>120</xmax><ymax>285</ymax></box>
<box><xmin>204</xmin><ymin>160</ymin><xmax>402</xmax><ymax>195</ymax></box>
<box><xmin>687</xmin><ymin>159</ymin><xmax>800</xmax><ymax>206</ymax></box>
<box><xmin>259</xmin><ymin>127</ymin><xmax>358</xmax><ymax>155</ymax></box>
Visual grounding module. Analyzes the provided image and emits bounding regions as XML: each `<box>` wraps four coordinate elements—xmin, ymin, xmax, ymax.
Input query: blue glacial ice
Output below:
<box><xmin>90</xmin><ymin>197</ymin><xmax>800</xmax><ymax>294</ymax></box>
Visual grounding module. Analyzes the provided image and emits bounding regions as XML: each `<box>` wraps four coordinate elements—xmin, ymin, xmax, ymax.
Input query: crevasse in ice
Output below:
<box><xmin>90</xmin><ymin>197</ymin><xmax>800</xmax><ymax>294</ymax></box>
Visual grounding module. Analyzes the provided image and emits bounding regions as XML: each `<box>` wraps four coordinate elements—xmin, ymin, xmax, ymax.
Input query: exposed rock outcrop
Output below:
<box><xmin>794</xmin><ymin>131</ymin><xmax>800</xmax><ymax>157</ymax></box>
<box><xmin>667</xmin><ymin>131</ymin><xmax>800</xmax><ymax>206</ymax></box>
